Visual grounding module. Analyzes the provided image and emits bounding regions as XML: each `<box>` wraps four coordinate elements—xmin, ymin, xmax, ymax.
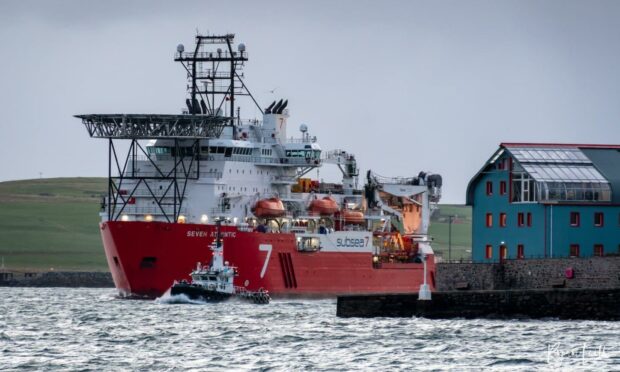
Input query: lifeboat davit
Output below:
<box><xmin>308</xmin><ymin>197</ymin><xmax>339</xmax><ymax>216</ymax></box>
<box><xmin>252</xmin><ymin>198</ymin><xmax>286</xmax><ymax>218</ymax></box>
<box><xmin>339</xmin><ymin>210</ymin><xmax>365</xmax><ymax>224</ymax></box>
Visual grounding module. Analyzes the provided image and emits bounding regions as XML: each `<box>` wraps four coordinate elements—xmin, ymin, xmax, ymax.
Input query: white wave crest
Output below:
<box><xmin>155</xmin><ymin>290</ymin><xmax>205</xmax><ymax>305</ymax></box>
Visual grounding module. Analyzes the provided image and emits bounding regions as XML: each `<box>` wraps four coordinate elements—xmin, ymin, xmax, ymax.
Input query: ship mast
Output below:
<box><xmin>174</xmin><ymin>33</ymin><xmax>262</xmax><ymax>126</ymax></box>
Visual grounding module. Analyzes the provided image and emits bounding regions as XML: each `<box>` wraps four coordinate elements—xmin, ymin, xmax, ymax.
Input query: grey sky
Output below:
<box><xmin>1</xmin><ymin>0</ymin><xmax>619</xmax><ymax>203</ymax></box>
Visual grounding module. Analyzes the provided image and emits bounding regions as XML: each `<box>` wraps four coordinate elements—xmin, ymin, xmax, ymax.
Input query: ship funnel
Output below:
<box><xmin>262</xmin><ymin>98</ymin><xmax>289</xmax><ymax>144</ymax></box>
<box><xmin>185</xmin><ymin>99</ymin><xmax>193</xmax><ymax>114</ymax></box>
<box><xmin>265</xmin><ymin>100</ymin><xmax>276</xmax><ymax>114</ymax></box>
<box><xmin>276</xmin><ymin>99</ymin><xmax>288</xmax><ymax>114</ymax></box>
<box><xmin>200</xmin><ymin>99</ymin><xmax>208</xmax><ymax>115</ymax></box>
<box><xmin>271</xmin><ymin>99</ymin><xmax>283</xmax><ymax>114</ymax></box>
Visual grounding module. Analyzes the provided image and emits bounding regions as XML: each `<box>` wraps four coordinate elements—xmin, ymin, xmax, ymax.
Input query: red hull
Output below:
<box><xmin>101</xmin><ymin>221</ymin><xmax>436</xmax><ymax>298</ymax></box>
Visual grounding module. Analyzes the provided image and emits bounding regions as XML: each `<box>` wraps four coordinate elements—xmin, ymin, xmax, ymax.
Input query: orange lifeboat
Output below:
<box><xmin>339</xmin><ymin>210</ymin><xmax>365</xmax><ymax>224</ymax></box>
<box><xmin>252</xmin><ymin>198</ymin><xmax>286</xmax><ymax>218</ymax></box>
<box><xmin>308</xmin><ymin>197</ymin><xmax>339</xmax><ymax>216</ymax></box>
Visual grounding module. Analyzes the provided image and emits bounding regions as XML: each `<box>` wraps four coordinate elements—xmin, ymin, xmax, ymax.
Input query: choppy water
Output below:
<box><xmin>0</xmin><ymin>288</ymin><xmax>618</xmax><ymax>371</ymax></box>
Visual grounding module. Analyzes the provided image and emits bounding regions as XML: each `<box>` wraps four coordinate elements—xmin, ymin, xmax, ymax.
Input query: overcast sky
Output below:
<box><xmin>1</xmin><ymin>0</ymin><xmax>619</xmax><ymax>203</ymax></box>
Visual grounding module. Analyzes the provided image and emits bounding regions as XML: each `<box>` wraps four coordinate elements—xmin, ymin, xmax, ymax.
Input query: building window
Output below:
<box><xmin>500</xmin><ymin>245</ymin><xmax>507</xmax><ymax>261</ymax></box>
<box><xmin>511</xmin><ymin>172</ymin><xmax>536</xmax><ymax>202</ymax></box>
<box><xmin>517</xmin><ymin>244</ymin><xmax>524</xmax><ymax>259</ymax></box>
<box><xmin>499</xmin><ymin>213</ymin><xmax>507</xmax><ymax>227</ymax></box>
<box><xmin>569</xmin><ymin>244</ymin><xmax>580</xmax><ymax>257</ymax></box>
<box><xmin>594</xmin><ymin>212</ymin><xmax>604</xmax><ymax>227</ymax></box>
<box><xmin>486</xmin><ymin>181</ymin><xmax>493</xmax><ymax>196</ymax></box>
<box><xmin>517</xmin><ymin>212</ymin><xmax>524</xmax><ymax>227</ymax></box>
<box><xmin>527</xmin><ymin>212</ymin><xmax>532</xmax><ymax>227</ymax></box>
<box><xmin>594</xmin><ymin>244</ymin><xmax>604</xmax><ymax>257</ymax></box>
<box><xmin>570</xmin><ymin>212</ymin><xmax>580</xmax><ymax>227</ymax></box>
<box><xmin>485</xmin><ymin>245</ymin><xmax>493</xmax><ymax>259</ymax></box>
<box><xmin>486</xmin><ymin>213</ymin><xmax>493</xmax><ymax>227</ymax></box>
<box><xmin>500</xmin><ymin>181</ymin><xmax>507</xmax><ymax>195</ymax></box>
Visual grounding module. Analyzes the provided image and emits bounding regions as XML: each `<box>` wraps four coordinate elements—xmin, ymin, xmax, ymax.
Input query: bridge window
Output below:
<box><xmin>147</xmin><ymin>146</ymin><xmax>171</xmax><ymax>155</ymax></box>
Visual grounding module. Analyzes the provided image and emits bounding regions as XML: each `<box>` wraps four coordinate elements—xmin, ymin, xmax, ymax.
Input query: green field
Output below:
<box><xmin>0</xmin><ymin>178</ymin><xmax>108</xmax><ymax>271</ymax></box>
<box><xmin>429</xmin><ymin>204</ymin><xmax>472</xmax><ymax>261</ymax></box>
<box><xmin>0</xmin><ymin>177</ymin><xmax>472</xmax><ymax>270</ymax></box>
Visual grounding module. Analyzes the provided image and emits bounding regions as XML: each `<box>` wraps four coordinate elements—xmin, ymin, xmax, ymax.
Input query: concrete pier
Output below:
<box><xmin>337</xmin><ymin>288</ymin><xmax>620</xmax><ymax>320</ymax></box>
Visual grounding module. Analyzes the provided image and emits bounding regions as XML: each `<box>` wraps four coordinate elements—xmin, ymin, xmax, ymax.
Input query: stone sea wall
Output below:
<box><xmin>0</xmin><ymin>271</ymin><xmax>114</xmax><ymax>288</ymax></box>
<box><xmin>337</xmin><ymin>288</ymin><xmax>620</xmax><ymax>320</ymax></box>
<box><xmin>436</xmin><ymin>257</ymin><xmax>620</xmax><ymax>291</ymax></box>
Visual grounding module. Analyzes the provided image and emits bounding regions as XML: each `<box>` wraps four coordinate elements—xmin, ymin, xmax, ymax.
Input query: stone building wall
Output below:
<box><xmin>436</xmin><ymin>256</ymin><xmax>620</xmax><ymax>291</ymax></box>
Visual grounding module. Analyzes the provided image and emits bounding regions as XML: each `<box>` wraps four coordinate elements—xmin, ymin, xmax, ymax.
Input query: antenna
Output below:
<box><xmin>174</xmin><ymin>34</ymin><xmax>262</xmax><ymax>120</ymax></box>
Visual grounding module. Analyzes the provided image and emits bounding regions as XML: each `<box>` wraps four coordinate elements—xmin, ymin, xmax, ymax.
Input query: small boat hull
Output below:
<box><xmin>170</xmin><ymin>283</ymin><xmax>232</xmax><ymax>302</ymax></box>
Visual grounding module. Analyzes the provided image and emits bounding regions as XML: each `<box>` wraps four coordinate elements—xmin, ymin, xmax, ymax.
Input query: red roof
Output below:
<box><xmin>500</xmin><ymin>142</ymin><xmax>620</xmax><ymax>149</ymax></box>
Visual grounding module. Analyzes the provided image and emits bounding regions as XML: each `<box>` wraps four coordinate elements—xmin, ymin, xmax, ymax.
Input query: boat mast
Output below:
<box><xmin>174</xmin><ymin>33</ymin><xmax>259</xmax><ymax>125</ymax></box>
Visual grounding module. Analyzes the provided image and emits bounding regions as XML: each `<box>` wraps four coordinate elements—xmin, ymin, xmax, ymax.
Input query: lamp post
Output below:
<box><xmin>448</xmin><ymin>215</ymin><xmax>456</xmax><ymax>262</ymax></box>
<box><xmin>418</xmin><ymin>253</ymin><xmax>431</xmax><ymax>300</ymax></box>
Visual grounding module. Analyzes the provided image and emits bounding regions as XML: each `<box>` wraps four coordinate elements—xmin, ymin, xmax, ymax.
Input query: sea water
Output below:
<box><xmin>0</xmin><ymin>288</ymin><xmax>618</xmax><ymax>371</ymax></box>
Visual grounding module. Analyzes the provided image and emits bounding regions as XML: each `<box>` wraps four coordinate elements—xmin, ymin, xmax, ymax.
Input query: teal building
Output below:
<box><xmin>466</xmin><ymin>143</ymin><xmax>620</xmax><ymax>262</ymax></box>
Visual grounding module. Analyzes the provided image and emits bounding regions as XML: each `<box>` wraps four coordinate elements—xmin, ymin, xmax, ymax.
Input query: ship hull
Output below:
<box><xmin>101</xmin><ymin>221</ymin><xmax>436</xmax><ymax>298</ymax></box>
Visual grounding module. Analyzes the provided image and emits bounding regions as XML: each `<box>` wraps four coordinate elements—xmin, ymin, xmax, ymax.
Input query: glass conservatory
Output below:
<box><xmin>508</xmin><ymin>147</ymin><xmax>612</xmax><ymax>203</ymax></box>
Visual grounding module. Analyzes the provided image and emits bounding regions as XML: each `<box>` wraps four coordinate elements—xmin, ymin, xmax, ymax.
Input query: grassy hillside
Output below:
<box><xmin>0</xmin><ymin>178</ymin><xmax>108</xmax><ymax>271</ymax></box>
<box><xmin>0</xmin><ymin>177</ymin><xmax>472</xmax><ymax>270</ymax></box>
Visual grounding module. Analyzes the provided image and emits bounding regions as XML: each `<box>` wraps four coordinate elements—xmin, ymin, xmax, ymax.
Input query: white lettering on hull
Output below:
<box><xmin>259</xmin><ymin>244</ymin><xmax>272</xmax><ymax>278</ymax></box>
<box><xmin>186</xmin><ymin>231</ymin><xmax>237</xmax><ymax>238</ymax></box>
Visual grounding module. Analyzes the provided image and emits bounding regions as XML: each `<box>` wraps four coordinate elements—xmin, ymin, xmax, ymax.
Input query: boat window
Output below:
<box><xmin>285</xmin><ymin>150</ymin><xmax>305</xmax><ymax>157</ymax></box>
<box><xmin>297</xmin><ymin>237</ymin><xmax>321</xmax><ymax>252</ymax></box>
<box><xmin>147</xmin><ymin>146</ymin><xmax>171</xmax><ymax>155</ymax></box>
<box><xmin>225</xmin><ymin>148</ymin><xmax>232</xmax><ymax>157</ymax></box>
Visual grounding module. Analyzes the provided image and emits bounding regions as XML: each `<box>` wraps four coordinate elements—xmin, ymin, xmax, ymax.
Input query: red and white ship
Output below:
<box><xmin>77</xmin><ymin>33</ymin><xmax>443</xmax><ymax>298</ymax></box>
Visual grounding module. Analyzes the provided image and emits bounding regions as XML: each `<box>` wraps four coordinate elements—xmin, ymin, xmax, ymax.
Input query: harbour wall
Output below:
<box><xmin>0</xmin><ymin>271</ymin><xmax>114</xmax><ymax>288</ymax></box>
<box><xmin>436</xmin><ymin>256</ymin><xmax>620</xmax><ymax>291</ymax></box>
<box><xmin>337</xmin><ymin>288</ymin><xmax>620</xmax><ymax>320</ymax></box>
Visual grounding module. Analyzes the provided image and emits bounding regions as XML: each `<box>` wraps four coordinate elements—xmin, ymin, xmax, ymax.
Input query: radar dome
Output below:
<box><xmin>300</xmin><ymin>124</ymin><xmax>308</xmax><ymax>133</ymax></box>
<box><xmin>176</xmin><ymin>44</ymin><xmax>185</xmax><ymax>53</ymax></box>
<box><xmin>238</xmin><ymin>43</ymin><xmax>246</xmax><ymax>52</ymax></box>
